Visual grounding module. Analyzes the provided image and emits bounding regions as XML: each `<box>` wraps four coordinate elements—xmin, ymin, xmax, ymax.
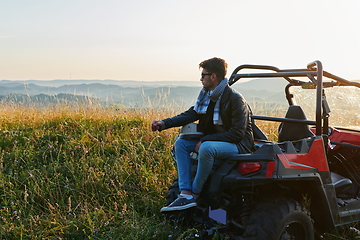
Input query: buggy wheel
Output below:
<box><xmin>244</xmin><ymin>198</ymin><xmax>314</xmax><ymax>240</ymax></box>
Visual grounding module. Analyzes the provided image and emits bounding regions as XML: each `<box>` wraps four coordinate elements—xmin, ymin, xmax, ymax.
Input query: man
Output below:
<box><xmin>152</xmin><ymin>57</ymin><xmax>254</xmax><ymax>212</ymax></box>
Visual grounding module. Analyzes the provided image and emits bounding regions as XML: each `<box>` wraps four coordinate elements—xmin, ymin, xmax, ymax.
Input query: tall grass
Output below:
<box><xmin>1</xmin><ymin>99</ymin><xmax>357</xmax><ymax>239</ymax></box>
<box><xmin>0</xmin><ymin>101</ymin><xmax>184</xmax><ymax>239</ymax></box>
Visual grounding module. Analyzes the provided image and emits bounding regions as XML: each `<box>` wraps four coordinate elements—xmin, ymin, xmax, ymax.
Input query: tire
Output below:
<box><xmin>244</xmin><ymin>198</ymin><xmax>314</xmax><ymax>240</ymax></box>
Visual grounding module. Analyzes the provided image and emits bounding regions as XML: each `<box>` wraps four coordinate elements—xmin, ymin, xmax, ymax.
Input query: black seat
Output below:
<box><xmin>278</xmin><ymin>105</ymin><xmax>314</xmax><ymax>142</ymax></box>
<box><xmin>331</xmin><ymin>172</ymin><xmax>353</xmax><ymax>195</ymax></box>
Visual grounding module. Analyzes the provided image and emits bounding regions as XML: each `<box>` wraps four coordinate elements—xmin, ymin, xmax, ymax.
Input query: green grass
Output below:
<box><xmin>0</xmin><ymin>103</ymin><xmax>184</xmax><ymax>239</ymax></box>
<box><xmin>0</xmin><ymin>102</ymin><xmax>359</xmax><ymax>239</ymax></box>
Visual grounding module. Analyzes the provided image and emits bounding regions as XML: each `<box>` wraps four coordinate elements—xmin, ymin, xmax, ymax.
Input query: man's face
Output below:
<box><xmin>200</xmin><ymin>70</ymin><xmax>216</xmax><ymax>90</ymax></box>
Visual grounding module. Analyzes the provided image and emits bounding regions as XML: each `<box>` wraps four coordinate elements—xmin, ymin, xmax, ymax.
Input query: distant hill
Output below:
<box><xmin>0</xmin><ymin>93</ymin><xmax>99</xmax><ymax>107</ymax></box>
<box><xmin>233</xmin><ymin>77</ymin><xmax>287</xmax><ymax>91</ymax></box>
<box><xmin>0</xmin><ymin>78</ymin><xmax>288</xmax><ymax>107</ymax></box>
<box><xmin>0</xmin><ymin>80</ymin><xmax>201</xmax><ymax>88</ymax></box>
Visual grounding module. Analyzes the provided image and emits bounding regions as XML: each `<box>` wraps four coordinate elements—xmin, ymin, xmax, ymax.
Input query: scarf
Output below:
<box><xmin>194</xmin><ymin>78</ymin><xmax>228</xmax><ymax>125</ymax></box>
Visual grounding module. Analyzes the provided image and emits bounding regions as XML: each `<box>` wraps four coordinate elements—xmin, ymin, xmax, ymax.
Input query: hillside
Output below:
<box><xmin>0</xmin><ymin>78</ymin><xmax>288</xmax><ymax>107</ymax></box>
<box><xmin>0</xmin><ymin>104</ymin><xmax>353</xmax><ymax>239</ymax></box>
<box><xmin>0</xmin><ymin>105</ymin><xmax>180</xmax><ymax>239</ymax></box>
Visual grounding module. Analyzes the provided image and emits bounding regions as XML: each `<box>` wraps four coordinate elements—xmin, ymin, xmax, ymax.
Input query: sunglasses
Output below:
<box><xmin>201</xmin><ymin>73</ymin><xmax>213</xmax><ymax>78</ymax></box>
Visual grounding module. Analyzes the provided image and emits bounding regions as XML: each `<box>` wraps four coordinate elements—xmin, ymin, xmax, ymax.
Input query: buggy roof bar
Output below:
<box><xmin>228</xmin><ymin>61</ymin><xmax>324</xmax><ymax>136</ymax></box>
<box><xmin>228</xmin><ymin>61</ymin><xmax>360</xmax><ymax>88</ymax></box>
<box><xmin>229</xmin><ymin>60</ymin><xmax>360</xmax><ymax>137</ymax></box>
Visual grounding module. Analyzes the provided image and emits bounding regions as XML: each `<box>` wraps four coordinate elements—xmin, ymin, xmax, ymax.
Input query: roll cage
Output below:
<box><xmin>228</xmin><ymin>60</ymin><xmax>360</xmax><ymax>142</ymax></box>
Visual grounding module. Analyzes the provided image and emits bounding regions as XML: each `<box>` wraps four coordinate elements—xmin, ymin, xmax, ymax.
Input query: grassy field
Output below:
<box><xmin>0</xmin><ymin>103</ymin><xmax>186</xmax><ymax>239</ymax></box>
<box><xmin>0</xmin><ymin>102</ymin><xmax>358</xmax><ymax>239</ymax></box>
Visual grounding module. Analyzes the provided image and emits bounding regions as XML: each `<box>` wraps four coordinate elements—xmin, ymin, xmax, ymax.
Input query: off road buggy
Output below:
<box><xmin>163</xmin><ymin>60</ymin><xmax>360</xmax><ymax>239</ymax></box>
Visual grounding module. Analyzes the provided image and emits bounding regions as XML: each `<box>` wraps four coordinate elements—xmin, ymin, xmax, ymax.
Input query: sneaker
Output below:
<box><xmin>160</xmin><ymin>196</ymin><xmax>197</xmax><ymax>212</ymax></box>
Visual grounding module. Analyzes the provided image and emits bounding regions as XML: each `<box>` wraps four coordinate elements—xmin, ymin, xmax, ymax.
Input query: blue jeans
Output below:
<box><xmin>174</xmin><ymin>138</ymin><xmax>239</xmax><ymax>194</ymax></box>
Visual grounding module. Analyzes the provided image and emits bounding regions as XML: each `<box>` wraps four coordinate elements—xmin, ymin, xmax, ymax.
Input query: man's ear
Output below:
<box><xmin>211</xmin><ymin>73</ymin><xmax>219</xmax><ymax>83</ymax></box>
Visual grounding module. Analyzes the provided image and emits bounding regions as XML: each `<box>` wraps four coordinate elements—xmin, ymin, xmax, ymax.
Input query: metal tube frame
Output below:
<box><xmin>227</xmin><ymin>60</ymin><xmax>352</xmax><ymax>137</ymax></box>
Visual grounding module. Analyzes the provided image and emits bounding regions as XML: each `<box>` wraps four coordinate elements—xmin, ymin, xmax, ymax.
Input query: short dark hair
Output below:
<box><xmin>199</xmin><ymin>57</ymin><xmax>228</xmax><ymax>79</ymax></box>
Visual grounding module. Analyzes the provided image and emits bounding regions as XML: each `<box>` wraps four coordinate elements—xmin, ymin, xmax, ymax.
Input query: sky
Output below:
<box><xmin>1</xmin><ymin>0</ymin><xmax>360</xmax><ymax>82</ymax></box>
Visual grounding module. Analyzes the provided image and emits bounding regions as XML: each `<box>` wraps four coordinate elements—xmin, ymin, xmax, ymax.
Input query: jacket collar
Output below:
<box><xmin>220</xmin><ymin>85</ymin><xmax>231</xmax><ymax>104</ymax></box>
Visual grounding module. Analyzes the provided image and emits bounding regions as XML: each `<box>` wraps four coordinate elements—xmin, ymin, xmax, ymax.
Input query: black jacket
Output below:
<box><xmin>162</xmin><ymin>85</ymin><xmax>254</xmax><ymax>153</ymax></box>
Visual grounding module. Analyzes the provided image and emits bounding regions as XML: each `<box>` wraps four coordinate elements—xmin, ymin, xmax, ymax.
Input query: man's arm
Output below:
<box><xmin>152</xmin><ymin>106</ymin><xmax>199</xmax><ymax>131</ymax></box>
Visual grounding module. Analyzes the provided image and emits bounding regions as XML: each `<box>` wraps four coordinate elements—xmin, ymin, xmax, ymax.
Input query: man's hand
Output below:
<box><xmin>195</xmin><ymin>141</ymin><xmax>202</xmax><ymax>153</ymax></box>
<box><xmin>151</xmin><ymin>120</ymin><xmax>163</xmax><ymax>131</ymax></box>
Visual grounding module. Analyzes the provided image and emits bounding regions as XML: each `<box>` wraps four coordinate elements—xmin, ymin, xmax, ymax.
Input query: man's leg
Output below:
<box><xmin>173</xmin><ymin>138</ymin><xmax>198</xmax><ymax>192</ymax></box>
<box><xmin>192</xmin><ymin>141</ymin><xmax>238</xmax><ymax>194</ymax></box>
<box><xmin>160</xmin><ymin>138</ymin><xmax>198</xmax><ymax>212</ymax></box>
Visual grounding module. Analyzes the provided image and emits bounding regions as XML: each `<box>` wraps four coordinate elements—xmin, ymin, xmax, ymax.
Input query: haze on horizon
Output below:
<box><xmin>1</xmin><ymin>0</ymin><xmax>360</xmax><ymax>82</ymax></box>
